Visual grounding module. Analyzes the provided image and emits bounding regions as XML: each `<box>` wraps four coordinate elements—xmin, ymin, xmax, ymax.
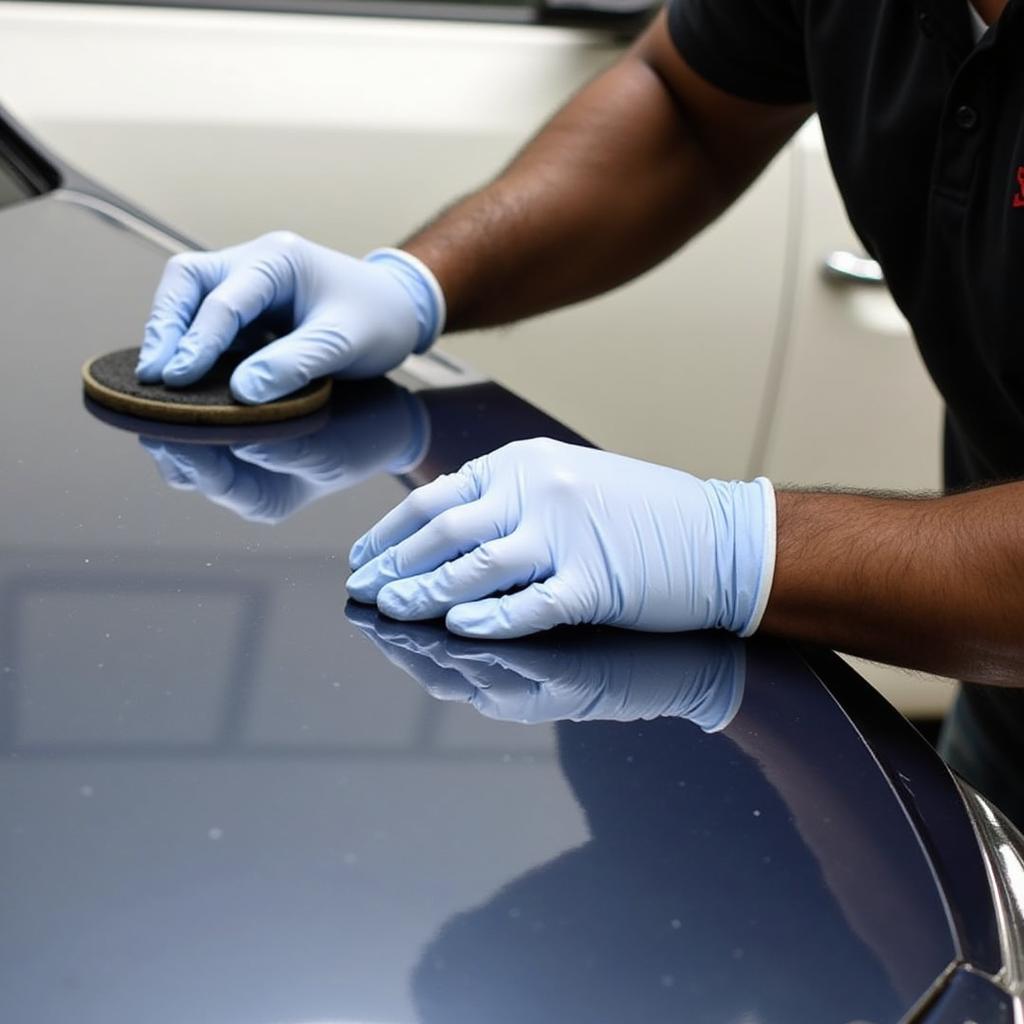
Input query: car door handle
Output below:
<box><xmin>822</xmin><ymin>250</ymin><xmax>885</xmax><ymax>286</ymax></box>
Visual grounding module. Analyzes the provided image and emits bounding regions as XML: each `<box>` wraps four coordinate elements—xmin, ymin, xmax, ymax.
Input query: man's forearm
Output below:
<box><xmin>761</xmin><ymin>484</ymin><xmax>1024</xmax><ymax>684</ymax></box>
<box><xmin>402</xmin><ymin>12</ymin><xmax>811</xmax><ymax>331</ymax></box>
<box><xmin>401</xmin><ymin>53</ymin><xmax>722</xmax><ymax>330</ymax></box>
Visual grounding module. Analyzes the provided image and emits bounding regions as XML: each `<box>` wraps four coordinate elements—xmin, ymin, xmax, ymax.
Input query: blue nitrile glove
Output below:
<box><xmin>140</xmin><ymin>383</ymin><xmax>430</xmax><ymax>523</ymax></box>
<box><xmin>136</xmin><ymin>232</ymin><xmax>445</xmax><ymax>403</ymax></box>
<box><xmin>346</xmin><ymin>437</ymin><xmax>777</xmax><ymax>640</ymax></box>
<box><xmin>347</xmin><ymin>607</ymin><xmax>746</xmax><ymax>733</ymax></box>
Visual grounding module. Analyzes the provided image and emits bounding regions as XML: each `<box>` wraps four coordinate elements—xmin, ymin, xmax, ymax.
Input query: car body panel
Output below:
<box><xmin>0</xmin><ymin>116</ymin><xmax>1000</xmax><ymax>1021</ymax></box>
<box><xmin>799</xmin><ymin>645</ymin><xmax>1002</xmax><ymax>976</ymax></box>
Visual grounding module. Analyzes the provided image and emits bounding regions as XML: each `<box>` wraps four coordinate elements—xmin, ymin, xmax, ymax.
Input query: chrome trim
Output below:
<box><xmin>28</xmin><ymin>0</ymin><xmax>640</xmax><ymax>29</ymax></box>
<box><xmin>899</xmin><ymin>960</ymin><xmax>958</xmax><ymax>1024</ymax></box>
<box><xmin>52</xmin><ymin>189</ymin><xmax>188</xmax><ymax>254</ymax></box>
<box><xmin>955</xmin><ymin>777</ymin><xmax>1024</xmax><ymax>1004</ymax></box>
<box><xmin>394</xmin><ymin>349</ymin><xmax>488</xmax><ymax>390</ymax></box>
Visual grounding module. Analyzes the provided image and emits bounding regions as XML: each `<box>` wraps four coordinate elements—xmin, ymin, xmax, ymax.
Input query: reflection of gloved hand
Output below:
<box><xmin>347</xmin><ymin>438</ymin><xmax>776</xmax><ymax>640</ymax></box>
<box><xmin>136</xmin><ymin>232</ymin><xmax>445</xmax><ymax>403</ymax></box>
<box><xmin>347</xmin><ymin>605</ymin><xmax>745</xmax><ymax>733</ymax></box>
<box><xmin>141</xmin><ymin>383</ymin><xmax>429</xmax><ymax>523</ymax></box>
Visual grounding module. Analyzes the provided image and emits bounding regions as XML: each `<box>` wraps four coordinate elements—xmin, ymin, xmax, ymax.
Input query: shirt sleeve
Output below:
<box><xmin>666</xmin><ymin>0</ymin><xmax>811</xmax><ymax>105</ymax></box>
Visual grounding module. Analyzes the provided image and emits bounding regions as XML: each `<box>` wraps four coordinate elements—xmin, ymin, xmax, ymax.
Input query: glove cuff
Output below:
<box><xmin>658</xmin><ymin>638</ymin><xmax>747</xmax><ymax>733</ymax></box>
<box><xmin>364</xmin><ymin>247</ymin><xmax>447</xmax><ymax>354</ymax></box>
<box><xmin>736</xmin><ymin>476</ymin><xmax>777</xmax><ymax>638</ymax></box>
<box><xmin>705</xmin><ymin>476</ymin><xmax>777</xmax><ymax>637</ymax></box>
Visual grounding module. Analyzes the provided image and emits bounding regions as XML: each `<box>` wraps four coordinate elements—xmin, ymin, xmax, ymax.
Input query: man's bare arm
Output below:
<box><xmin>403</xmin><ymin>10</ymin><xmax>813</xmax><ymax>330</ymax></box>
<box><xmin>762</xmin><ymin>485</ymin><xmax>1024</xmax><ymax>685</ymax></box>
<box><xmin>137</xmin><ymin>11</ymin><xmax>813</xmax><ymax>396</ymax></box>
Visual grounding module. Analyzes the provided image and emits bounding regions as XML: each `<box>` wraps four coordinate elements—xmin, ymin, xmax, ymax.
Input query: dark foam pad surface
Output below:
<box><xmin>83</xmin><ymin>347</ymin><xmax>331</xmax><ymax>425</ymax></box>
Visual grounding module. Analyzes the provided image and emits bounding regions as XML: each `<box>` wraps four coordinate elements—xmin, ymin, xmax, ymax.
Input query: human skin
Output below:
<box><xmin>973</xmin><ymin>0</ymin><xmax>1005</xmax><ymax>23</ymax></box>
<box><xmin>763</xmin><ymin>487</ymin><xmax>1024</xmax><ymax>686</ymax></box>
<box><xmin>401</xmin><ymin>10</ymin><xmax>813</xmax><ymax>328</ymax></box>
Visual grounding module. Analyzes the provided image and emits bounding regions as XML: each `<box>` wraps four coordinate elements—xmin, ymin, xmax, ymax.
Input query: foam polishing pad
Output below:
<box><xmin>82</xmin><ymin>347</ymin><xmax>332</xmax><ymax>425</ymax></box>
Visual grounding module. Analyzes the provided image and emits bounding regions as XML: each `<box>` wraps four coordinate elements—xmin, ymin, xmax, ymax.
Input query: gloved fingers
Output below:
<box><xmin>663</xmin><ymin>640</ymin><xmax>746</xmax><ymax>734</ymax></box>
<box><xmin>379</xmin><ymin>389</ymin><xmax>432</xmax><ymax>475</ymax></box>
<box><xmin>137</xmin><ymin>252</ymin><xmax>221</xmax><ymax>382</ymax></box>
<box><xmin>439</xmin><ymin>647</ymin><xmax>593</xmax><ymax>719</ymax></box>
<box><xmin>353</xmin><ymin>621</ymin><xmax>528</xmax><ymax>709</ymax></box>
<box><xmin>320</xmin><ymin>385</ymin><xmax>430</xmax><ymax>478</ymax></box>
<box><xmin>348</xmin><ymin>616</ymin><xmax>480</xmax><ymax>703</ymax></box>
<box><xmin>161</xmin><ymin>265</ymin><xmax>283</xmax><ymax>387</ymax></box>
<box><xmin>348</xmin><ymin>465</ymin><xmax>482</xmax><ymax>571</ymax></box>
<box><xmin>140</xmin><ymin>438</ymin><xmax>203</xmax><ymax>490</ymax></box>
<box><xmin>435</xmin><ymin>638</ymin><xmax>626</xmax><ymax>717</ymax></box>
<box><xmin>346</xmin><ymin>610</ymin><xmax>493</xmax><ymax>684</ymax></box>
<box><xmin>233</xmin><ymin>387</ymin><xmax>429</xmax><ymax>486</ymax></box>
<box><xmin>342</xmin><ymin>599</ymin><xmax>382</xmax><ymax>632</ymax></box>
<box><xmin>346</xmin><ymin>609</ymin><xmax>539</xmax><ymax>690</ymax></box>
<box><xmin>379</xmin><ymin>630</ymin><xmax>499</xmax><ymax>694</ymax></box>
<box><xmin>446</xmin><ymin>576</ymin><xmax>582</xmax><ymax>640</ymax></box>
<box><xmin>229</xmin><ymin>319</ymin><xmax>353</xmax><ymax>404</ymax></box>
<box><xmin>423</xmin><ymin>641</ymin><xmax>528</xmax><ymax>700</ymax></box>
<box><xmin>230</xmin><ymin>434</ymin><xmax>377</xmax><ymax>490</ymax></box>
<box><xmin>438</xmin><ymin>642</ymin><xmax>573</xmax><ymax>687</ymax></box>
<box><xmin>347</xmin><ymin>498</ymin><xmax>505</xmax><ymax>603</ymax></box>
<box><xmin>405</xmin><ymin>657</ymin><xmax>483</xmax><ymax>704</ymax></box>
<box><xmin>345</xmin><ymin>605</ymin><xmax>445</xmax><ymax>649</ymax></box>
<box><xmin>375</xmin><ymin>534</ymin><xmax>545</xmax><ymax>622</ymax></box>
<box><xmin>140</xmin><ymin>439</ymin><xmax>236</xmax><ymax>495</ymax></box>
<box><xmin>230</xmin><ymin>437</ymin><xmax>335</xmax><ymax>480</ymax></box>
<box><xmin>410</xmin><ymin>651</ymin><xmax>568</xmax><ymax>723</ymax></box>
<box><xmin>139</xmin><ymin>439</ymin><xmax>308</xmax><ymax>523</ymax></box>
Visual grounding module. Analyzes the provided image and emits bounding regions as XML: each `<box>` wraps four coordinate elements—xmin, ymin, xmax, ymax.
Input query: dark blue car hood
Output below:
<box><xmin>0</xmin><ymin>163</ymin><xmax>994</xmax><ymax>1021</ymax></box>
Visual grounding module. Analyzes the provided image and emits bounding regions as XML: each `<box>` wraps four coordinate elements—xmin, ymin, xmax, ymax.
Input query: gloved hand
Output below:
<box><xmin>141</xmin><ymin>382</ymin><xmax>429</xmax><ymax>523</ymax></box>
<box><xmin>346</xmin><ymin>437</ymin><xmax>776</xmax><ymax>640</ymax></box>
<box><xmin>346</xmin><ymin>605</ymin><xmax>745</xmax><ymax>733</ymax></box>
<box><xmin>136</xmin><ymin>232</ymin><xmax>445</xmax><ymax>403</ymax></box>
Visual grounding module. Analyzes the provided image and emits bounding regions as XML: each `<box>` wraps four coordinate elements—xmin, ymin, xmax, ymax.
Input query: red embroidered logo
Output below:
<box><xmin>1015</xmin><ymin>166</ymin><xmax>1024</xmax><ymax>208</ymax></box>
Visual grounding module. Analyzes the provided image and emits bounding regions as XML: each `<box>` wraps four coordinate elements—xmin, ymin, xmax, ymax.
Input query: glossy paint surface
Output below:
<box><xmin>0</xmin><ymin>186</ymin><xmax>979</xmax><ymax>1022</ymax></box>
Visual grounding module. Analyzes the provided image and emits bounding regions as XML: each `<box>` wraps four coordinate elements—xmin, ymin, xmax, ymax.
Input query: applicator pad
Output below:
<box><xmin>82</xmin><ymin>347</ymin><xmax>332</xmax><ymax>425</ymax></box>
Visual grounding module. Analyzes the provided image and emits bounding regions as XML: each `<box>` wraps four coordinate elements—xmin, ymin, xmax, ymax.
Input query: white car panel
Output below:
<box><xmin>762</xmin><ymin>119</ymin><xmax>952</xmax><ymax>718</ymax></box>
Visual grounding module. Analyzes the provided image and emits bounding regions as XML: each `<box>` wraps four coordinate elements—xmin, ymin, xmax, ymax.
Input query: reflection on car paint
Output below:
<box><xmin>0</xmin><ymin>183</ymin><xmax>1000</xmax><ymax>1022</ymax></box>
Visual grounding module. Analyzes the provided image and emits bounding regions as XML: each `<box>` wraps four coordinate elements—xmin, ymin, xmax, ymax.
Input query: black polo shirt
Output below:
<box><xmin>666</xmin><ymin>0</ymin><xmax>1024</xmax><ymax>778</ymax></box>
<box><xmin>668</xmin><ymin>0</ymin><xmax>1024</xmax><ymax>484</ymax></box>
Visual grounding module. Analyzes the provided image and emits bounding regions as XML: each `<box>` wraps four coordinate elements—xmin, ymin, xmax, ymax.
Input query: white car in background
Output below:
<box><xmin>0</xmin><ymin>0</ymin><xmax>950</xmax><ymax>715</ymax></box>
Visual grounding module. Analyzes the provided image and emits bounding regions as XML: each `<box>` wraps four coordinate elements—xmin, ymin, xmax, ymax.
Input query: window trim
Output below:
<box><xmin>8</xmin><ymin>0</ymin><xmax>653</xmax><ymax>33</ymax></box>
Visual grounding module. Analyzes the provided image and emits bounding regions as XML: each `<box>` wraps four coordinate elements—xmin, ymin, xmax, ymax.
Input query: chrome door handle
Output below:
<box><xmin>822</xmin><ymin>250</ymin><xmax>885</xmax><ymax>286</ymax></box>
